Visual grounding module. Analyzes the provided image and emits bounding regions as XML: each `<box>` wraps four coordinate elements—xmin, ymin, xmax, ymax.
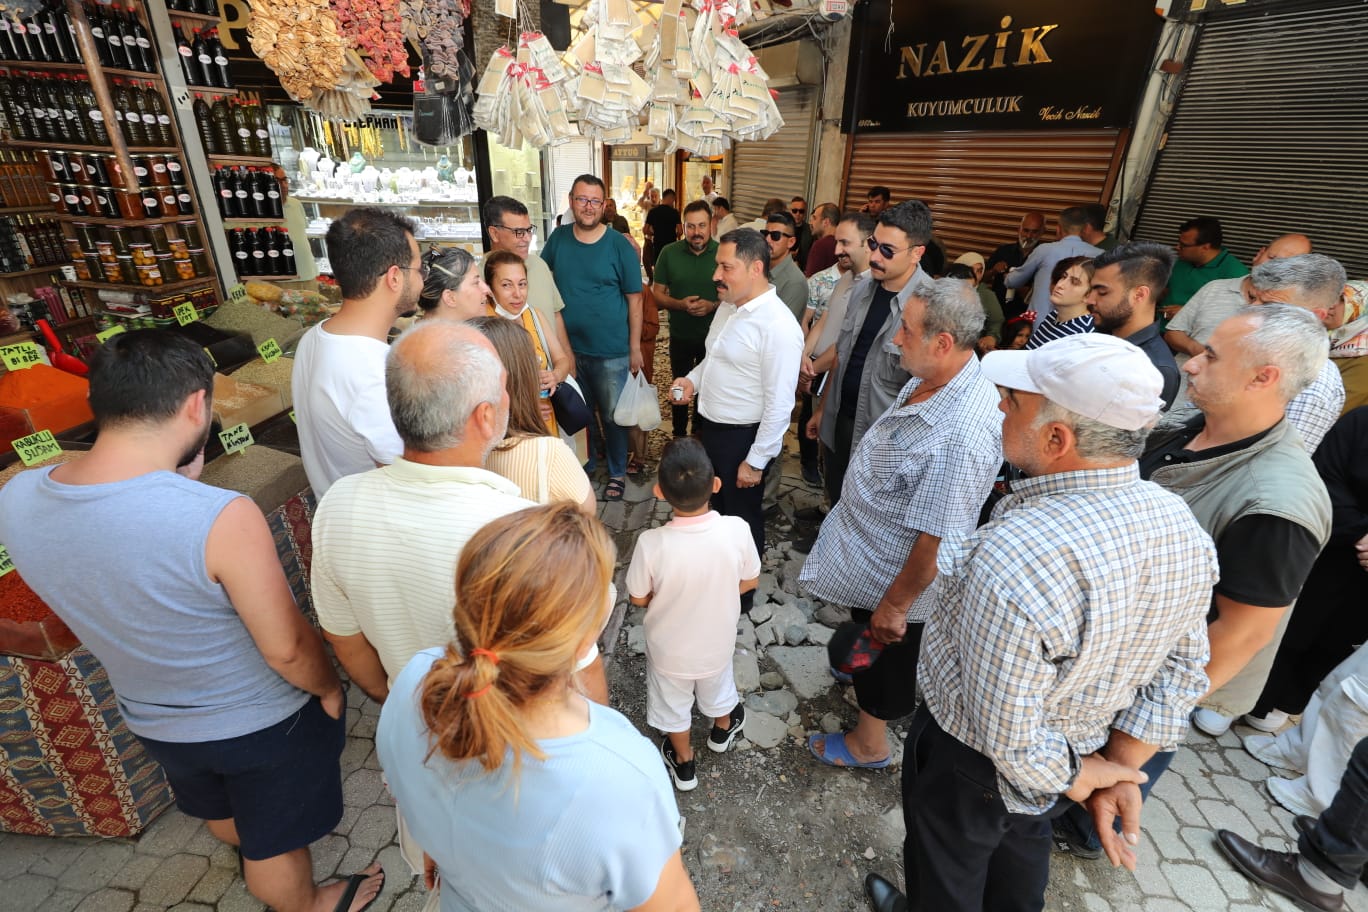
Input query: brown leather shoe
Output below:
<box><xmin>1216</xmin><ymin>830</ymin><xmax>1345</xmax><ymax>911</ymax></box>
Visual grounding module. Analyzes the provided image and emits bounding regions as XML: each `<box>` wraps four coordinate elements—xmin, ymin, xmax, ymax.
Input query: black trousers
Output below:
<box><xmin>797</xmin><ymin>392</ymin><xmax>818</xmax><ymax>472</ymax></box>
<box><xmin>698</xmin><ymin>416</ymin><xmax>766</xmax><ymax>556</ymax></box>
<box><xmin>822</xmin><ymin>411</ymin><xmax>855</xmax><ymax>508</ymax></box>
<box><xmin>1302</xmin><ymin>736</ymin><xmax>1368</xmax><ymax>889</ymax></box>
<box><xmin>848</xmin><ymin>608</ymin><xmax>923</xmax><ymax>721</ymax></box>
<box><xmin>669</xmin><ymin>337</ymin><xmax>707</xmax><ymax>437</ymax></box>
<box><xmin>902</xmin><ymin>706</ymin><xmax>1057</xmax><ymax>912</ymax></box>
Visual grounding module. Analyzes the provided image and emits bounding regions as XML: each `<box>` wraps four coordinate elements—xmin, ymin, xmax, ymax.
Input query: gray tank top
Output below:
<box><xmin>0</xmin><ymin>467</ymin><xmax>308</xmax><ymax>742</ymax></box>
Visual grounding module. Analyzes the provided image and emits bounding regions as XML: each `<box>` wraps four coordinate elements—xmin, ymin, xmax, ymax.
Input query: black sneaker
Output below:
<box><xmin>1050</xmin><ymin>816</ymin><xmax>1103</xmax><ymax>860</ymax></box>
<box><xmin>707</xmin><ymin>704</ymin><xmax>746</xmax><ymax>753</ymax></box>
<box><xmin>660</xmin><ymin>738</ymin><xmax>697</xmax><ymax>791</ymax></box>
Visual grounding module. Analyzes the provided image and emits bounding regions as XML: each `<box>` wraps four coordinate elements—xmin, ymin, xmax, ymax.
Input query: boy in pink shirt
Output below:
<box><xmin>627</xmin><ymin>438</ymin><xmax>761</xmax><ymax>791</ymax></box>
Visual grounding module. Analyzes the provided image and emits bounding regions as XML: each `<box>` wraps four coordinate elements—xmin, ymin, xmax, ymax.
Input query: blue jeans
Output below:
<box><xmin>575</xmin><ymin>354</ymin><xmax>630</xmax><ymax>478</ymax></box>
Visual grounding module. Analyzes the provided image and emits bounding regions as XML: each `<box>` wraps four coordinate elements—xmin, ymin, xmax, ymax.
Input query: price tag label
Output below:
<box><xmin>13</xmin><ymin>429</ymin><xmax>61</xmax><ymax>466</ymax></box>
<box><xmin>1</xmin><ymin>341</ymin><xmax>44</xmax><ymax>371</ymax></box>
<box><xmin>257</xmin><ymin>338</ymin><xmax>282</xmax><ymax>363</ymax></box>
<box><xmin>0</xmin><ymin>544</ymin><xmax>12</xmax><ymax>578</ymax></box>
<box><xmin>218</xmin><ymin>422</ymin><xmax>253</xmax><ymax>455</ymax></box>
<box><xmin>228</xmin><ymin>283</ymin><xmax>250</xmax><ymax>305</ymax></box>
<box><xmin>96</xmin><ymin>324</ymin><xmax>126</xmax><ymax>342</ymax></box>
<box><xmin>174</xmin><ymin>302</ymin><xmax>199</xmax><ymax>326</ymax></box>
<box><xmin>289</xmin><ymin>410</ymin><xmax>296</xmax><ymax>424</ymax></box>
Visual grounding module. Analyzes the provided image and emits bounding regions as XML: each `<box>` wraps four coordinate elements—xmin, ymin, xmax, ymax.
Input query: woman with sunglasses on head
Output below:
<box><xmin>469</xmin><ymin>316</ymin><xmax>594</xmax><ymax>515</ymax></box>
<box><xmin>377</xmin><ymin>503</ymin><xmax>699</xmax><ymax>912</ymax></box>
<box><xmin>417</xmin><ymin>247</ymin><xmax>492</xmax><ymax>321</ymax></box>
<box><xmin>483</xmin><ymin>251</ymin><xmax>574</xmax><ymax>434</ymax></box>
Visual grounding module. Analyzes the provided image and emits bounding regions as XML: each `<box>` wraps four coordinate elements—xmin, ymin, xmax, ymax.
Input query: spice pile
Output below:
<box><xmin>204</xmin><ymin>297</ymin><xmax>307</xmax><ymax>349</ymax></box>
<box><xmin>0</xmin><ymin>570</ymin><xmax>79</xmax><ymax>660</ymax></box>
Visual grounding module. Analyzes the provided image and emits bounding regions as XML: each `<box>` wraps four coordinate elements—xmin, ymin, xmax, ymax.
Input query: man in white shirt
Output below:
<box><xmin>292</xmin><ymin>207</ymin><xmax>413</xmax><ymax>497</ymax></box>
<box><xmin>672</xmin><ymin>227</ymin><xmax>803</xmax><ymax>605</ymax></box>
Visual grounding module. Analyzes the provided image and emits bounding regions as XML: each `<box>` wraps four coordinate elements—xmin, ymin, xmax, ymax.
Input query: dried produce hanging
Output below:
<box><xmin>304</xmin><ymin>48</ymin><xmax>382</xmax><ymax>119</ymax></box>
<box><xmin>400</xmin><ymin>0</ymin><xmax>470</xmax><ymax>81</ymax></box>
<box><xmin>331</xmin><ymin>0</ymin><xmax>411</xmax><ymax>84</ymax></box>
<box><xmin>247</xmin><ymin>0</ymin><xmax>348</xmax><ymax>102</ymax></box>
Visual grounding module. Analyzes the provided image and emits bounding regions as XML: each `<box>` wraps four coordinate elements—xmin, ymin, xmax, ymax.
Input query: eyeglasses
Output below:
<box><xmin>572</xmin><ymin>196</ymin><xmax>605</xmax><ymax>209</ymax></box>
<box><xmin>491</xmin><ymin>224</ymin><xmax>535</xmax><ymax>240</ymax></box>
<box><xmin>763</xmin><ymin>230</ymin><xmax>794</xmax><ymax>241</ymax></box>
<box><xmin>387</xmin><ymin>263</ymin><xmax>430</xmax><ymax>278</ymax></box>
<box><xmin>867</xmin><ymin>236</ymin><xmax>916</xmax><ymax>258</ymax></box>
<box><xmin>790</xmin><ymin>207</ymin><xmax>806</xmax><ymax>215</ymax></box>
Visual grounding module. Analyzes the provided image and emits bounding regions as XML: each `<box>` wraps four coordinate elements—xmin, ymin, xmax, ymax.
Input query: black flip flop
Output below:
<box><xmin>332</xmin><ymin>868</ymin><xmax>385</xmax><ymax>912</ymax></box>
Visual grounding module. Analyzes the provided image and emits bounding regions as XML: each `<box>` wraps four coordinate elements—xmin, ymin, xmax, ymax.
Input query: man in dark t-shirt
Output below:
<box><xmin>643</xmin><ymin>189</ymin><xmax>682</xmax><ymax>281</ymax></box>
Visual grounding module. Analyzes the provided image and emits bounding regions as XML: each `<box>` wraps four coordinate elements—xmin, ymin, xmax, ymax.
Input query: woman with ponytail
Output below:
<box><xmin>377</xmin><ymin>503</ymin><xmax>699</xmax><ymax>911</ymax></box>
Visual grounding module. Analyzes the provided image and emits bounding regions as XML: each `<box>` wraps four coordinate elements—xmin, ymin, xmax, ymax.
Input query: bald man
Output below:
<box><xmin>987</xmin><ymin>211</ymin><xmax>1047</xmax><ymax>317</ymax></box>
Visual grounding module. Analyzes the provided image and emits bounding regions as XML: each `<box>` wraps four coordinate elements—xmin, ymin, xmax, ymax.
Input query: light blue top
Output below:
<box><xmin>0</xmin><ymin>468</ymin><xmax>309</xmax><ymax>742</ymax></box>
<box><xmin>1004</xmin><ymin>234</ymin><xmax>1102</xmax><ymax>327</ymax></box>
<box><xmin>377</xmin><ymin>648</ymin><xmax>682</xmax><ymax>911</ymax></box>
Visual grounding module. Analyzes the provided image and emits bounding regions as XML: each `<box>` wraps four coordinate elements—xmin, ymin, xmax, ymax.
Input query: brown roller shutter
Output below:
<box><xmin>843</xmin><ymin>130</ymin><xmax>1125</xmax><ymax>259</ymax></box>
<box><xmin>728</xmin><ymin>86</ymin><xmax>818</xmax><ymax>223</ymax></box>
<box><xmin>1132</xmin><ymin>2</ymin><xmax>1368</xmax><ymax>277</ymax></box>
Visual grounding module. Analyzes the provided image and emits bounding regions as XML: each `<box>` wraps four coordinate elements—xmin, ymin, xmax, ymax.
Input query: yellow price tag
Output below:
<box><xmin>12</xmin><ymin>429</ymin><xmax>62</xmax><ymax>466</ymax></box>
<box><xmin>174</xmin><ymin>302</ymin><xmax>199</xmax><ymax>326</ymax></box>
<box><xmin>289</xmin><ymin>410</ymin><xmax>296</xmax><ymax>424</ymax></box>
<box><xmin>96</xmin><ymin>325</ymin><xmax>126</xmax><ymax>342</ymax></box>
<box><xmin>0</xmin><ymin>544</ymin><xmax>12</xmax><ymax>578</ymax></box>
<box><xmin>228</xmin><ymin>283</ymin><xmax>250</xmax><ymax>306</ymax></box>
<box><xmin>257</xmin><ymin>338</ymin><xmax>282</xmax><ymax>363</ymax></box>
<box><xmin>218</xmin><ymin>422</ymin><xmax>254</xmax><ymax>455</ymax></box>
<box><xmin>204</xmin><ymin>347</ymin><xmax>217</xmax><ymax>367</ymax></box>
<box><xmin>1</xmin><ymin>341</ymin><xmax>44</xmax><ymax>371</ymax></box>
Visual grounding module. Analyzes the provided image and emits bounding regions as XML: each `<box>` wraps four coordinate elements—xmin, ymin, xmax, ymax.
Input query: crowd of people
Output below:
<box><xmin>1</xmin><ymin>172</ymin><xmax>1366</xmax><ymax>912</ymax></box>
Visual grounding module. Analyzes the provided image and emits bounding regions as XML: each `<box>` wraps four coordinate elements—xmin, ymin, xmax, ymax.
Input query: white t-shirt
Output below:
<box><xmin>292</xmin><ymin>321</ymin><xmax>403</xmax><ymax>497</ymax></box>
<box><xmin>626</xmin><ymin>511</ymin><xmax>761</xmax><ymax>678</ymax></box>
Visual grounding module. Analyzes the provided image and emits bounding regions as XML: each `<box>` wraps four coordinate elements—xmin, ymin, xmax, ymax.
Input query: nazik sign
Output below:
<box><xmin>12</xmin><ymin>430</ymin><xmax>62</xmax><ymax>467</ymax></box>
<box><xmin>218</xmin><ymin>422</ymin><xmax>254</xmax><ymax>455</ymax></box>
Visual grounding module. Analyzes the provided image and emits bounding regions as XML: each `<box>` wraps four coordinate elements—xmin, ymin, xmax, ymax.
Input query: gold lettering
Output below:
<box><xmin>924</xmin><ymin>41</ymin><xmax>952</xmax><ymax>76</ymax></box>
<box><xmin>990</xmin><ymin>16</ymin><xmax>1013</xmax><ymax>69</ymax></box>
<box><xmin>957</xmin><ymin>33</ymin><xmax>988</xmax><ymax>72</ymax></box>
<box><xmin>1015</xmin><ymin>24</ymin><xmax>1058</xmax><ymax>66</ymax></box>
<box><xmin>1189</xmin><ymin>0</ymin><xmax>1246</xmax><ymax>8</ymax></box>
<box><xmin>218</xmin><ymin>0</ymin><xmax>250</xmax><ymax>51</ymax></box>
<box><xmin>898</xmin><ymin>43</ymin><xmax>926</xmax><ymax>79</ymax></box>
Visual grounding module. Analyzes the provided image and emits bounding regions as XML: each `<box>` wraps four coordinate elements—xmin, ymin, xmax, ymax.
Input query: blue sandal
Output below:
<box><xmin>807</xmin><ymin>732</ymin><xmax>891</xmax><ymax>769</ymax></box>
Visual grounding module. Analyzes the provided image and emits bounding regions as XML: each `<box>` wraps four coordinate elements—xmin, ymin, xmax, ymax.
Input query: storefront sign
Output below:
<box><xmin>13</xmin><ymin>430</ymin><xmax>62</xmax><ymax>467</ymax></box>
<box><xmin>174</xmin><ymin>302</ymin><xmax>200</xmax><ymax>326</ymax></box>
<box><xmin>844</xmin><ymin>0</ymin><xmax>1162</xmax><ymax>133</ymax></box>
<box><xmin>96</xmin><ymin>325</ymin><xmax>126</xmax><ymax>342</ymax></box>
<box><xmin>218</xmin><ymin>422</ymin><xmax>254</xmax><ymax>455</ymax></box>
<box><xmin>257</xmin><ymin>338</ymin><xmax>282</xmax><ymax>363</ymax></box>
<box><xmin>1</xmin><ymin>342</ymin><xmax>44</xmax><ymax>371</ymax></box>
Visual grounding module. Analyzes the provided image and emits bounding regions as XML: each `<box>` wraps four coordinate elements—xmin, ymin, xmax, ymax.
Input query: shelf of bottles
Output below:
<box><xmin>0</xmin><ymin>150</ymin><xmax>65</xmax><ymax>277</ymax></box>
<box><xmin>0</xmin><ymin>0</ymin><xmax>221</xmax><ymax>317</ymax></box>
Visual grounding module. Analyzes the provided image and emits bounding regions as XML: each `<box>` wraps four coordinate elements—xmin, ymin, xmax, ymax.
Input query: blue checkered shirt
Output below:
<box><xmin>799</xmin><ymin>357</ymin><xmax>1003</xmax><ymax>620</ymax></box>
<box><xmin>919</xmin><ymin>464</ymin><xmax>1218</xmax><ymax>814</ymax></box>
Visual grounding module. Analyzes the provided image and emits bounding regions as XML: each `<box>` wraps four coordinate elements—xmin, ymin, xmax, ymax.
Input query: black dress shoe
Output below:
<box><xmin>1215</xmin><ymin>830</ymin><xmax>1345</xmax><ymax>911</ymax></box>
<box><xmin>1293</xmin><ymin>814</ymin><xmax>1317</xmax><ymax>840</ymax></box>
<box><xmin>863</xmin><ymin>872</ymin><xmax>908</xmax><ymax>912</ymax></box>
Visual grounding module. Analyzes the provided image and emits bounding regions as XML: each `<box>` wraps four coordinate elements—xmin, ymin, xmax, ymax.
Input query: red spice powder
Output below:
<box><xmin>0</xmin><ymin>570</ymin><xmax>52</xmax><ymax>623</ymax></box>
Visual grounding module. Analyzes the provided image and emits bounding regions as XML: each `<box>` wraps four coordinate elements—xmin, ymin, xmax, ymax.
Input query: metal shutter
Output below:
<box><xmin>1132</xmin><ymin>2</ymin><xmax>1368</xmax><ymax>277</ymax></box>
<box><xmin>728</xmin><ymin>85</ymin><xmax>817</xmax><ymax>223</ymax></box>
<box><xmin>843</xmin><ymin>130</ymin><xmax>1124</xmax><ymax>260</ymax></box>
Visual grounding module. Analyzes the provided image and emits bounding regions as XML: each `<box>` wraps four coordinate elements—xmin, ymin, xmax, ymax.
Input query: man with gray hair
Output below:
<box><xmin>1246</xmin><ymin>253</ymin><xmax>1348</xmax><ymax>453</ymax></box>
<box><xmin>862</xmin><ymin>332</ymin><xmax>1219</xmax><ymax>912</ymax></box>
<box><xmin>801</xmin><ymin>278</ymin><xmax>1002</xmax><ymax>771</ymax></box>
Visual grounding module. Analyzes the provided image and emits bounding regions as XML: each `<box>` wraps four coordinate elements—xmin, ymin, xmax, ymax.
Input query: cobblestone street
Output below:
<box><xmin>3</xmin><ymin>463</ymin><xmax>1365</xmax><ymax>912</ymax></box>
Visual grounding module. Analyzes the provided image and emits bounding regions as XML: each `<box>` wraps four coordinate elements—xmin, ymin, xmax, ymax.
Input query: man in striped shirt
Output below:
<box><xmin>862</xmin><ymin>333</ymin><xmax>1218</xmax><ymax>912</ymax></box>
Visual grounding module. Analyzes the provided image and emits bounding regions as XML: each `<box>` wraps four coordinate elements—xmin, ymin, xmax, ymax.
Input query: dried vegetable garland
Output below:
<box><xmin>247</xmin><ymin>0</ymin><xmax>348</xmax><ymax>102</ymax></box>
<box><xmin>400</xmin><ymin>0</ymin><xmax>470</xmax><ymax>81</ymax></box>
<box><xmin>332</xmin><ymin>0</ymin><xmax>411</xmax><ymax>84</ymax></box>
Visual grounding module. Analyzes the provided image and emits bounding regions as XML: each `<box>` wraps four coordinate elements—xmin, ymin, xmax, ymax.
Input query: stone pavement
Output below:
<box><xmin>3</xmin><ymin>456</ymin><xmax>1366</xmax><ymax>912</ymax></box>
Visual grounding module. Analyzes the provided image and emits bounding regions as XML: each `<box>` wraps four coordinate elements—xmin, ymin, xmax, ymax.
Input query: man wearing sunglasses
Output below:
<box><xmin>483</xmin><ymin>195</ymin><xmax>574</xmax><ymax>372</ymax></box>
<box><xmin>765</xmin><ymin>210</ymin><xmax>810</xmax><ymax>323</ymax></box>
<box><xmin>810</xmin><ymin>201</ymin><xmax>935</xmax><ymax>484</ymax></box>
<box><xmin>791</xmin><ymin>196</ymin><xmax>813</xmax><ymax>271</ymax></box>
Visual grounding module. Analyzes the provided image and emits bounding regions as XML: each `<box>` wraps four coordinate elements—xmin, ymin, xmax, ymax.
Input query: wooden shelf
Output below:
<box><xmin>167</xmin><ymin>9</ymin><xmax>222</xmax><ymax>23</ymax></box>
<box><xmin>0</xmin><ymin>265</ymin><xmax>62</xmax><ymax>279</ymax></box>
<box><xmin>223</xmin><ymin>217</ymin><xmax>286</xmax><ymax>226</ymax></box>
<box><xmin>207</xmin><ymin>154</ymin><xmax>275</xmax><ymax>166</ymax></box>
<box><xmin>6</xmin><ymin>139</ymin><xmax>176</xmax><ymax>153</ymax></box>
<box><xmin>185</xmin><ymin>85</ymin><xmax>236</xmax><ymax>95</ymax></box>
<box><xmin>0</xmin><ymin>205</ymin><xmax>51</xmax><ymax>216</ymax></box>
<box><xmin>53</xmin><ymin>213</ymin><xmax>192</xmax><ymax>227</ymax></box>
<box><xmin>233</xmin><ymin>273</ymin><xmax>299</xmax><ymax>281</ymax></box>
<box><xmin>61</xmin><ymin>276</ymin><xmax>215</xmax><ymax>294</ymax></box>
<box><xmin>0</xmin><ymin>60</ymin><xmax>161</xmax><ymax>80</ymax></box>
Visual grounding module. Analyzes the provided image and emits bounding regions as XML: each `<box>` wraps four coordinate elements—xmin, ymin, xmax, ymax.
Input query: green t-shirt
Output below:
<box><xmin>542</xmin><ymin>225</ymin><xmax>644</xmax><ymax>358</ymax></box>
<box><xmin>1166</xmin><ymin>248</ymin><xmax>1249</xmax><ymax>308</ymax></box>
<box><xmin>652</xmin><ymin>239</ymin><xmax>719</xmax><ymax>345</ymax></box>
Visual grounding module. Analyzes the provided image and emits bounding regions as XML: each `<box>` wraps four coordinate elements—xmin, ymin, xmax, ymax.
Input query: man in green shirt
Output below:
<box><xmin>653</xmin><ymin>199</ymin><xmax>720</xmax><ymax>437</ymax></box>
<box><xmin>1164</xmin><ymin>215</ymin><xmax>1249</xmax><ymax>319</ymax></box>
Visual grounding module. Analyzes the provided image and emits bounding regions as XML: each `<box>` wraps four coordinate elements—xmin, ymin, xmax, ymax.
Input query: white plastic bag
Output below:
<box><xmin>636</xmin><ymin>378</ymin><xmax>662</xmax><ymax>431</ymax></box>
<box><xmin>613</xmin><ymin>371</ymin><xmax>649</xmax><ymax>427</ymax></box>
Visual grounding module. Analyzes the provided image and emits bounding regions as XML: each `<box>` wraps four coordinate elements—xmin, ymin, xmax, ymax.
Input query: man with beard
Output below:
<box><xmin>1087</xmin><ymin>242</ymin><xmax>1183</xmax><ymax>410</ymax></box>
<box><xmin>653</xmin><ymin>200</ymin><xmax>720</xmax><ymax>438</ymax></box>
<box><xmin>672</xmin><ymin>228</ymin><xmax>803</xmax><ymax>591</ymax></box>
<box><xmin>293</xmin><ymin>207</ymin><xmax>417</xmax><ymax>496</ymax></box>
<box><xmin>0</xmin><ymin>330</ymin><xmax>385</xmax><ymax>912</ymax></box>
<box><xmin>987</xmin><ymin>210</ymin><xmax>1047</xmax><ymax>315</ymax></box>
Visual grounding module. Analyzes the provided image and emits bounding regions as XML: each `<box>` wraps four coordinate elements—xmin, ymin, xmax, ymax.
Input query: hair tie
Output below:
<box><xmin>1019</xmin><ymin>311</ymin><xmax>1037</xmax><ymax>324</ymax></box>
<box><xmin>469</xmin><ymin>648</ymin><xmax>500</xmax><ymax>664</ymax></box>
<box><xmin>466</xmin><ymin>683</ymin><xmax>494</xmax><ymax>699</ymax></box>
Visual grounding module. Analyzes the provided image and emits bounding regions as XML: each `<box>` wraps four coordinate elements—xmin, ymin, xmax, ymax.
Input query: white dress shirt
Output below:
<box><xmin>687</xmin><ymin>285</ymin><xmax>803</xmax><ymax>469</ymax></box>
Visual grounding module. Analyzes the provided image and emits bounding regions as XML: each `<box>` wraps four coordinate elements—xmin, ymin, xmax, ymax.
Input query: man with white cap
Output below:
<box><xmin>862</xmin><ymin>332</ymin><xmax>1219</xmax><ymax>912</ymax></box>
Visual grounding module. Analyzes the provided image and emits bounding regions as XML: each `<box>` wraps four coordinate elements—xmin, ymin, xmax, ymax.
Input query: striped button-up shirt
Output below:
<box><xmin>799</xmin><ymin>356</ymin><xmax>1002</xmax><ymax>620</ymax></box>
<box><xmin>919</xmin><ymin>464</ymin><xmax>1218</xmax><ymax>814</ymax></box>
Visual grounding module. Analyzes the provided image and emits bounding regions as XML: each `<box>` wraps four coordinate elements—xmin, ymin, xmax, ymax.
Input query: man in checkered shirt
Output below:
<box><xmin>862</xmin><ymin>333</ymin><xmax>1219</xmax><ymax>912</ymax></box>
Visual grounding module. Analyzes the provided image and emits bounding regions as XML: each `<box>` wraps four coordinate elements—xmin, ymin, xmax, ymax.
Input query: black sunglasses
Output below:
<box><xmin>764</xmin><ymin>230</ymin><xmax>794</xmax><ymax>241</ymax></box>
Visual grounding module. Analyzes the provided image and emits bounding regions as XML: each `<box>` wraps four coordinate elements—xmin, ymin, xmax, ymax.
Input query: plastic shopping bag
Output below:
<box><xmin>614</xmin><ymin>371</ymin><xmax>649</xmax><ymax>427</ymax></box>
<box><xmin>636</xmin><ymin>378</ymin><xmax>662</xmax><ymax>431</ymax></box>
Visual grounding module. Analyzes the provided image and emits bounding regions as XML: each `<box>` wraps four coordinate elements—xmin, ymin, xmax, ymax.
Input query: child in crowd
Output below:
<box><xmin>1002</xmin><ymin>314</ymin><xmax>1035</xmax><ymax>350</ymax></box>
<box><xmin>627</xmin><ymin>438</ymin><xmax>761</xmax><ymax>791</ymax></box>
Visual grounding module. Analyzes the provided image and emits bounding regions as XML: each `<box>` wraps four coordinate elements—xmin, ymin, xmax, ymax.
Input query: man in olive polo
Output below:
<box><xmin>653</xmin><ymin>199</ymin><xmax>720</xmax><ymax>438</ymax></box>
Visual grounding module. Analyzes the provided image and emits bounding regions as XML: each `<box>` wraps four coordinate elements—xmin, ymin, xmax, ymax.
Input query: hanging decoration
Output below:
<box><xmin>400</xmin><ymin>0</ymin><xmax>470</xmax><ymax>81</ymax></box>
<box><xmin>471</xmin><ymin>29</ymin><xmax>579</xmax><ymax>148</ymax></box>
<box><xmin>332</xmin><ymin>0</ymin><xmax>411</xmax><ymax>85</ymax></box>
<box><xmin>247</xmin><ymin>0</ymin><xmax>348</xmax><ymax>102</ymax></box>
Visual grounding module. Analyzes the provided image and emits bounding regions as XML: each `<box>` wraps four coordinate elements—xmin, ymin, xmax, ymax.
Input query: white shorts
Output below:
<box><xmin>646</xmin><ymin>664</ymin><xmax>740</xmax><ymax>733</ymax></box>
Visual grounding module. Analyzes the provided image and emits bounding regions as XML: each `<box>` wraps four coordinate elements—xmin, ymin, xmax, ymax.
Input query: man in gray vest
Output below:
<box><xmin>0</xmin><ymin>331</ymin><xmax>384</xmax><ymax>912</ymax></box>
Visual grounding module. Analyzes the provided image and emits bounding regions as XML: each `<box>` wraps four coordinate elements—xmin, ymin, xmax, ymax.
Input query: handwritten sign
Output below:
<box><xmin>257</xmin><ymin>338</ymin><xmax>282</xmax><ymax>363</ymax></box>
<box><xmin>173</xmin><ymin>302</ymin><xmax>199</xmax><ymax>326</ymax></box>
<box><xmin>1</xmin><ymin>342</ymin><xmax>44</xmax><ymax>371</ymax></box>
<box><xmin>0</xmin><ymin>544</ymin><xmax>12</xmax><ymax>578</ymax></box>
<box><xmin>228</xmin><ymin>283</ymin><xmax>250</xmax><ymax>306</ymax></box>
<box><xmin>218</xmin><ymin>422</ymin><xmax>253</xmax><ymax>455</ymax></box>
<box><xmin>96</xmin><ymin>324</ymin><xmax>126</xmax><ymax>342</ymax></box>
<box><xmin>13</xmin><ymin>430</ymin><xmax>62</xmax><ymax>466</ymax></box>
